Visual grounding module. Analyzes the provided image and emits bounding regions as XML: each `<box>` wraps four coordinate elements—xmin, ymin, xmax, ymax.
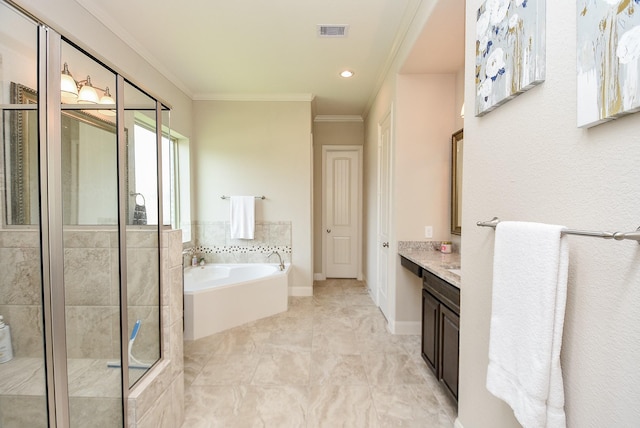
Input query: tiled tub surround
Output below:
<box><xmin>0</xmin><ymin>228</ymin><xmax>184</xmax><ymax>427</ymax></box>
<box><xmin>192</xmin><ymin>221</ymin><xmax>292</xmax><ymax>264</ymax></box>
<box><xmin>397</xmin><ymin>241</ymin><xmax>461</xmax><ymax>288</ymax></box>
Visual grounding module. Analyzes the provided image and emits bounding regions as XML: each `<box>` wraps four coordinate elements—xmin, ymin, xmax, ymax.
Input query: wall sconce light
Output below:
<box><xmin>61</xmin><ymin>63</ymin><xmax>116</xmax><ymax>116</ymax></box>
<box><xmin>61</xmin><ymin>62</ymin><xmax>79</xmax><ymax>103</ymax></box>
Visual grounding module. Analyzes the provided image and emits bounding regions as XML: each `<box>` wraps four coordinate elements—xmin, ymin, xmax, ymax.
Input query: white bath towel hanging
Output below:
<box><xmin>486</xmin><ymin>221</ymin><xmax>569</xmax><ymax>428</ymax></box>
<box><xmin>229</xmin><ymin>196</ymin><xmax>255</xmax><ymax>239</ymax></box>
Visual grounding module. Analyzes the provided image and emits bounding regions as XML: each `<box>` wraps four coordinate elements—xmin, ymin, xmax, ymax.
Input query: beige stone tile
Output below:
<box><xmin>0</xmin><ymin>395</ymin><xmax>48</xmax><ymax>428</ymax></box>
<box><xmin>65</xmin><ymin>305</ymin><xmax>118</xmax><ymax>359</ymax></box>
<box><xmin>63</xmin><ymin>247</ymin><xmax>112</xmax><ymax>306</ymax></box>
<box><xmin>312</xmin><ymin>315</ymin><xmax>354</xmax><ymax>334</ymax></box>
<box><xmin>307</xmin><ymin>385</ymin><xmax>379</xmax><ymax>428</ymax></box>
<box><xmin>357</xmin><ymin>332</ymin><xmax>410</xmax><ymax>355</ymax></box>
<box><xmin>192</xmin><ymin>353</ymin><xmax>261</xmax><ymax>386</ymax></box>
<box><xmin>69</xmin><ymin>397</ymin><xmax>123</xmax><ymax>428</ymax></box>
<box><xmin>183</xmin><ymin>385</ymin><xmax>245</xmax><ymax>428</ymax></box>
<box><xmin>312</xmin><ymin>330</ymin><xmax>361</xmax><ymax>355</ymax></box>
<box><xmin>212</xmin><ymin>328</ymin><xmax>270</xmax><ymax>355</ymax></box>
<box><xmin>234</xmin><ymin>385</ymin><xmax>308</xmax><ymax>428</ymax></box>
<box><xmin>126</xmin><ymin>247</ymin><xmax>160</xmax><ymax>306</ymax></box>
<box><xmin>181</xmin><ymin>277</ymin><xmax>458</xmax><ymax>427</ymax></box>
<box><xmin>261</xmin><ymin>330</ymin><xmax>313</xmax><ymax>353</ymax></box>
<box><xmin>362</xmin><ymin>353</ymin><xmax>428</xmax><ymax>386</ymax></box>
<box><xmin>350</xmin><ymin>307</ymin><xmax>390</xmax><ymax>335</ymax></box>
<box><xmin>0</xmin><ymin>305</ymin><xmax>44</xmax><ymax>357</ymax></box>
<box><xmin>67</xmin><ymin>359</ymin><xmax>121</xmax><ymax>398</ymax></box>
<box><xmin>0</xmin><ymin>247</ymin><xmax>42</xmax><ymax>305</ymax></box>
<box><xmin>0</xmin><ymin>229</ymin><xmax>40</xmax><ymax>248</ymax></box>
<box><xmin>0</xmin><ymin>357</ymin><xmax>46</xmax><ymax>395</ymax></box>
<box><xmin>251</xmin><ymin>351</ymin><xmax>311</xmax><ymax>386</ymax></box>
<box><xmin>309</xmin><ymin>352</ymin><xmax>368</xmax><ymax>386</ymax></box>
<box><xmin>371</xmin><ymin>384</ymin><xmax>452</xmax><ymax>427</ymax></box>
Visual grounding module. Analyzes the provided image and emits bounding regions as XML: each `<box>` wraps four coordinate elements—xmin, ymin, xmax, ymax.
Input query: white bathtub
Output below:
<box><xmin>183</xmin><ymin>263</ymin><xmax>290</xmax><ymax>340</ymax></box>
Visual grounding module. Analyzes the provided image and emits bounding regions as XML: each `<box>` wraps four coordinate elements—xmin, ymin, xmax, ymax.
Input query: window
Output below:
<box><xmin>133</xmin><ymin>121</ymin><xmax>191</xmax><ymax>242</ymax></box>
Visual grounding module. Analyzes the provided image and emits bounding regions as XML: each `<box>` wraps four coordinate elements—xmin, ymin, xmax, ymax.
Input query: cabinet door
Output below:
<box><xmin>439</xmin><ymin>304</ymin><xmax>460</xmax><ymax>400</ymax></box>
<box><xmin>422</xmin><ymin>289</ymin><xmax>439</xmax><ymax>373</ymax></box>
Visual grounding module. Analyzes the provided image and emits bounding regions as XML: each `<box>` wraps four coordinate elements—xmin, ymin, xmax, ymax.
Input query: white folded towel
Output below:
<box><xmin>486</xmin><ymin>221</ymin><xmax>569</xmax><ymax>428</ymax></box>
<box><xmin>229</xmin><ymin>196</ymin><xmax>255</xmax><ymax>239</ymax></box>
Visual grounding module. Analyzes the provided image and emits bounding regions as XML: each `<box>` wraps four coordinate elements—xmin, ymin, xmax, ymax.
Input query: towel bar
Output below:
<box><xmin>477</xmin><ymin>217</ymin><xmax>640</xmax><ymax>244</ymax></box>
<box><xmin>221</xmin><ymin>195</ymin><xmax>265</xmax><ymax>200</ymax></box>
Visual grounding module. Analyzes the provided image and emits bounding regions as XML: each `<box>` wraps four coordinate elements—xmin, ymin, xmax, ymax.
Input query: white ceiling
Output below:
<box><xmin>74</xmin><ymin>0</ymin><xmax>465</xmax><ymax>117</ymax></box>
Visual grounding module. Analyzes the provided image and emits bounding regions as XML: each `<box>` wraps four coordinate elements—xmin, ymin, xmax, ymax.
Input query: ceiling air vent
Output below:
<box><xmin>318</xmin><ymin>25</ymin><xmax>349</xmax><ymax>38</ymax></box>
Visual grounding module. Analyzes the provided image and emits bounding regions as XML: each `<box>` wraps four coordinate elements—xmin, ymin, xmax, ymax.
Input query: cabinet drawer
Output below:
<box><xmin>423</xmin><ymin>270</ymin><xmax>460</xmax><ymax>314</ymax></box>
<box><xmin>400</xmin><ymin>255</ymin><xmax>422</xmax><ymax>277</ymax></box>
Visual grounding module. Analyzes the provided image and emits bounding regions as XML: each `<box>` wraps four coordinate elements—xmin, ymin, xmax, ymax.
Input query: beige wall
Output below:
<box><xmin>192</xmin><ymin>100</ymin><xmax>313</xmax><ymax>293</ymax></box>
<box><xmin>395</xmin><ymin>74</ymin><xmax>455</xmax><ymax>242</ymax></box>
<box><xmin>392</xmin><ymin>73</ymin><xmax>456</xmax><ymax>329</ymax></box>
<box><xmin>459</xmin><ymin>1</ymin><xmax>640</xmax><ymax>427</ymax></box>
<box><xmin>312</xmin><ymin>120</ymin><xmax>364</xmax><ymax>275</ymax></box>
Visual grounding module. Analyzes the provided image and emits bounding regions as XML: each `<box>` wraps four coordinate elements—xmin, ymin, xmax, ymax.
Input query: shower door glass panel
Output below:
<box><xmin>124</xmin><ymin>82</ymin><xmax>161</xmax><ymax>387</ymax></box>
<box><xmin>0</xmin><ymin>3</ymin><xmax>48</xmax><ymax>426</ymax></box>
<box><xmin>60</xmin><ymin>41</ymin><xmax>123</xmax><ymax>427</ymax></box>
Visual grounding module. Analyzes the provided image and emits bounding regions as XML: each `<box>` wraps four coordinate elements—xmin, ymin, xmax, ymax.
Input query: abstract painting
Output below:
<box><xmin>577</xmin><ymin>0</ymin><xmax>640</xmax><ymax>128</ymax></box>
<box><xmin>475</xmin><ymin>0</ymin><xmax>546</xmax><ymax>116</ymax></box>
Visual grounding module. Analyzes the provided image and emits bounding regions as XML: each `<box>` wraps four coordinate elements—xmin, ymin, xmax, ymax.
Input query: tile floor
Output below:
<box><xmin>182</xmin><ymin>279</ymin><xmax>457</xmax><ymax>427</ymax></box>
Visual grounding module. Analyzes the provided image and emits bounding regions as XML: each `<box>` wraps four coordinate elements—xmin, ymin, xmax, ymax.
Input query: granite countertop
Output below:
<box><xmin>398</xmin><ymin>241</ymin><xmax>461</xmax><ymax>289</ymax></box>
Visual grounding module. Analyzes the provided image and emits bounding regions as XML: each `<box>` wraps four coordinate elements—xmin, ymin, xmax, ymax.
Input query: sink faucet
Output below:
<box><xmin>268</xmin><ymin>251</ymin><xmax>285</xmax><ymax>271</ymax></box>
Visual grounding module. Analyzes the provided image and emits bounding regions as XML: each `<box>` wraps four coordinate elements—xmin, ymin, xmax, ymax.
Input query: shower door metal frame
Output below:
<box><xmin>2</xmin><ymin>2</ymin><xmax>170</xmax><ymax>425</ymax></box>
<box><xmin>39</xmin><ymin>25</ymin><xmax>71</xmax><ymax>428</ymax></box>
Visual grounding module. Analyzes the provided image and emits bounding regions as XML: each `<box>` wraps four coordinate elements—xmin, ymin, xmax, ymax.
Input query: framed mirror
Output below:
<box><xmin>451</xmin><ymin>129</ymin><xmax>463</xmax><ymax>235</ymax></box>
<box><xmin>4</xmin><ymin>82</ymin><xmax>129</xmax><ymax>226</ymax></box>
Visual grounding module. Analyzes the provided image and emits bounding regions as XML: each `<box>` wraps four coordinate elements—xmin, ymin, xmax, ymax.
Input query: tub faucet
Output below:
<box><xmin>268</xmin><ymin>251</ymin><xmax>285</xmax><ymax>271</ymax></box>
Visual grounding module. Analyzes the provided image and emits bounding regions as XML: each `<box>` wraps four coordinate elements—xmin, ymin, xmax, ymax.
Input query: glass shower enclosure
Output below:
<box><xmin>0</xmin><ymin>1</ymin><xmax>168</xmax><ymax>426</ymax></box>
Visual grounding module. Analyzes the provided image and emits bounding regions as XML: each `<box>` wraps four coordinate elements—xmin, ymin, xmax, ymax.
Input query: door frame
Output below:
<box><xmin>321</xmin><ymin>145</ymin><xmax>363</xmax><ymax>280</ymax></box>
<box><xmin>376</xmin><ymin>108</ymin><xmax>394</xmax><ymax>320</ymax></box>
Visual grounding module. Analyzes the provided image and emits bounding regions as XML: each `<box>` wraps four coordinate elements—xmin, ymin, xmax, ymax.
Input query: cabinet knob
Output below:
<box><xmin>326</xmin><ymin>229</ymin><xmax>331</xmax><ymax>233</ymax></box>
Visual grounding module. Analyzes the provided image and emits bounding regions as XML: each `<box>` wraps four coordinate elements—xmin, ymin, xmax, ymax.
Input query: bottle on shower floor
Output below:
<box><xmin>0</xmin><ymin>315</ymin><xmax>14</xmax><ymax>363</ymax></box>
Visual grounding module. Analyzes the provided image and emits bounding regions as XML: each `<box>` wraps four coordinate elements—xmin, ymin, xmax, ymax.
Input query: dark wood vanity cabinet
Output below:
<box><xmin>421</xmin><ymin>270</ymin><xmax>460</xmax><ymax>401</ymax></box>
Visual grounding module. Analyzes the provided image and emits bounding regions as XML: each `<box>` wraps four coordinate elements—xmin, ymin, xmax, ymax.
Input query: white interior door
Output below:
<box><xmin>377</xmin><ymin>112</ymin><xmax>392</xmax><ymax>318</ymax></box>
<box><xmin>324</xmin><ymin>147</ymin><xmax>361</xmax><ymax>278</ymax></box>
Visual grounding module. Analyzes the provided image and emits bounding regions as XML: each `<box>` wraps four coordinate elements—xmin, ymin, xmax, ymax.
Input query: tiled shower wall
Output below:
<box><xmin>0</xmin><ymin>227</ymin><xmax>184</xmax><ymax>427</ymax></box>
<box><xmin>0</xmin><ymin>228</ymin><xmax>161</xmax><ymax>360</ymax></box>
<box><xmin>0</xmin><ymin>229</ymin><xmax>42</xmax><ymax>358</ymax></box>
<box><xmin>193</xmin><ymin>221</ymin><xmax>292</xmax><ymax>264</ymax></box>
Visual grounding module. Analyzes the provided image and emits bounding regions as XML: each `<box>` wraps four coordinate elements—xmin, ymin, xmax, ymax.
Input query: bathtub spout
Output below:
<box><xmin>268</xmin><ymin>251</ymin><xmax>285</xmax><ymax>271</ymax></box>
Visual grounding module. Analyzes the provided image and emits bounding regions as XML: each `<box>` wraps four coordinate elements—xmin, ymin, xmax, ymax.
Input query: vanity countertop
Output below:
<box><xmin>398</xmin><ymin>242</ymin><xmax>461</xmax><ymax>289</ymax></box>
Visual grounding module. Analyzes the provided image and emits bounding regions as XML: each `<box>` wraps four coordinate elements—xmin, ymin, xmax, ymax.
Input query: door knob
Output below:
<box><xmin>382</xmin><ymin>242</ymin><xmax>389</xmax><ymax>248</ymax></box>
<box><xmin>326</xmin><ymin>229</ymin><xmax>331</xmax><ymax>233</ymax></box>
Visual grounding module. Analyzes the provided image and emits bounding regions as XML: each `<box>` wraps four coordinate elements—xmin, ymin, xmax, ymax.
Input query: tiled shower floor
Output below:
<box><xmin>182</xmin><ymin>279</ymin><xmax>457</xmax><ymax>427</ymax></box>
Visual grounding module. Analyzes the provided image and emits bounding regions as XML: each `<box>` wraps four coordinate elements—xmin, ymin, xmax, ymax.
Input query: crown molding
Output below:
<box><xmin>193</xmin><ymin>93</ymin><xmax>315</xmax><ymax>102</ymax></box>
<box><xmin>314</xmin><ymin>115</ymin><xmax>363</xmax><ymax>123</ymax></box>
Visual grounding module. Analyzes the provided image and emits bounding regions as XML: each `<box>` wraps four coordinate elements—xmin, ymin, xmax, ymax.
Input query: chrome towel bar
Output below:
<box><xmin>477</xmin><ymin>217</ymin><xmax>640</xmax><ymax>244</ymax></box>
<box><xmin>221</xmin><ymin>195</ymin><xmax>265</xmax><ymax>200</ymax></box>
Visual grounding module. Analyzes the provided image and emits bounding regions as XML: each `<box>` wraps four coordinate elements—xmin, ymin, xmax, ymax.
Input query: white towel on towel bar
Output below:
<box><xmin>486</xmin><ymin>221</ymin><xmax>569</xmax><ymax>428</ymax></box>
<box><xmin>229</xmin><ymin>196</ymin><xmax>255</xmax><ymax>239</ymax></box>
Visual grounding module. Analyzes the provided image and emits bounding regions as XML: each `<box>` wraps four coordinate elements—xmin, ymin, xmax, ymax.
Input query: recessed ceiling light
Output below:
<box><xmin>340</xmin><ymin>70</ymin><xmax>354</xmax><ymax>78</ymax></box>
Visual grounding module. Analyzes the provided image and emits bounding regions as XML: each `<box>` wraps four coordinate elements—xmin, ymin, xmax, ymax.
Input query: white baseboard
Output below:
<box><xmin>313</xmin><ymin>273</ymin><xmax>326</xmax><ymax>281</ymax></box>
<box><xmin>289</xmin><ymin>286</ymin><xmax>313</xmax><ymax>297</ymax></box>
<box><xmin>388</xmin><ymin>321</ymin><xmax>421</xmax><ymax>335</ymax></box>
<box><xmin>454</xmin><ymin>417</ymin><xmax>464</xmax><ymax>428</ymax></box>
